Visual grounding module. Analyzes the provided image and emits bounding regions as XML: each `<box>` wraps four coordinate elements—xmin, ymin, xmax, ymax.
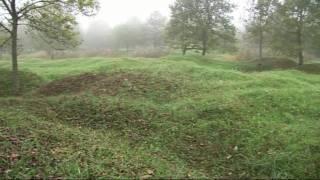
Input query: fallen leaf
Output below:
<box><xmin>140</xmin><ymin>175</ymin><xmax>153</xmax><ymax>180</ymax></box>
<box><xmin>226</xmin><ymin>155</ymin><xmax>232</xmax><ymax>159</ymax></box>
<box><xmin>147</xmin><ymin>169</ymin><xmax>154</xmax><ymax>175</ymax></box>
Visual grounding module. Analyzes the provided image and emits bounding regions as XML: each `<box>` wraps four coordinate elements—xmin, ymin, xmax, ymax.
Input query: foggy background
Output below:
<box><xmin>7</xmin><ymin>0</ymin><xmax>318</xmax><ymax>61</ymax></box>
<box><xmin>78</xmin><ymin>0</ymin><xmax>249</xmax><ymax>30</ymax></box>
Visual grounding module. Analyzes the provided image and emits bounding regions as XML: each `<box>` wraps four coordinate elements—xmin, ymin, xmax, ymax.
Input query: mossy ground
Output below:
<box><xmin>0</xmin><ymin>54</ymin><xmax>319</xmax><ymax>178</ymax></box>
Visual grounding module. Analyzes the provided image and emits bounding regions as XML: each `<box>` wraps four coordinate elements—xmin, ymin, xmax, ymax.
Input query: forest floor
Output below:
<box><xmin>0</xmin><ymin>54</ymin><xmax>319</xmax><ymax>178</ymax></box>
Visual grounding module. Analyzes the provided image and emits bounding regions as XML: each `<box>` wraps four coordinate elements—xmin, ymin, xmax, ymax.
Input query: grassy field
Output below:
<box><xmin>0</xmin><ymin>54</ymin><xmax>319</xmax><ymax>178</ymax></box>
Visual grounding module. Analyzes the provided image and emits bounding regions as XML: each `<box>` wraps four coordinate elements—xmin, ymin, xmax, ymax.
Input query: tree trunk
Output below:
<box><xmin>259</xmin><ymin>26</ymin><xmax>263</xmax><ymax>60</ymax></box>
<box><xmin>50</xmin><ymin>50</ymin><xmax>55</xmax><ymax>60</ymax></box>
<box><xmin>202</xmin><ymin>46</ymin><xmax>207</xmax><ymax>56</ymax></box>
<box><xmin>297</xmin><ymin>25</ymin><xmax>304</xmax><ymax>65</ymax></box>
<box><xmin>298</xmin><ymin>46</ymin><xmax>304</xmax><ymax>66</ymax></box>
<box><xmin>182</xmin><ymin>45</ymin><xmax>187</xmax><ymax>55</ymax></box>
<box><xmin>202</xmin><ymin>39</ymin><xmax>207</xmax><ymax>56</ymax></box>
<box><xmin>11</xmin><ymin>19</ymin><xmax>19</xmax><ymax>95</ymax></box>
<box><xmin>202</xmin><ymin>30</ymin><xmax>208</xmax><ymax>56</ymax></box>
<box><xmin>297</xmin><ymin>30</ymin><xmax>304</xmax><ymax>66</ymax></box>
<box><xmin>126</xmin><ymin>43</ymin><xmax>129</xmax><ymax>56</ymax></box>
<box><xmin>297</xmin><ymin>11</ymin><xmax>304</xmax><ymax>66</ymax></box>
<box><xmin>258</xmin><ymin>11</ymin><xmax>264</xmax><ymax>60</ymax></box>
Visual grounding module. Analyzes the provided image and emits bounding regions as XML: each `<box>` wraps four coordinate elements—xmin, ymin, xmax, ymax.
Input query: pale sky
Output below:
<box><xmin>78</xmin><ymin>0</ymin><xmax>249</xmax><ymax>30</ymax></box>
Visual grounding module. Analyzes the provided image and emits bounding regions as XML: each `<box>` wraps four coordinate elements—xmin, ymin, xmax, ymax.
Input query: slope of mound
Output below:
<box><xmin>244</xmin><ymin>57</ymin><xmax>298</xmax><ymax>72</ymax></box>
<box><xmin>38</xmin><ymin>72</ymin><xmax>180</xmax><ymax>101</ymax></box>
<box><xmin>38</xmin><ymin>73</ymin><xmax>105</xmax><ymax>96</ymax></box>
<box><xmin>0</xmin><ymin>69</ymin><xmax>43</xmax><ymax>97</ymax></box>
<box><xmin>297</xmin><ymin>63</ymin><xmax>320</xmax><ymax>74</ymax></box>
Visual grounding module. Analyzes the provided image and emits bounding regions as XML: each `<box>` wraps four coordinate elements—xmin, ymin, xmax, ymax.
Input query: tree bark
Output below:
<box><xmin>259</xmin><ymin>25</ymin><xmax>263</xmax><ymax>60</ymax></box>
<box><xmin>182</xmin><ymin>45</ymin><xmax>187</xmax><ymax>55</ymax></box>
<box><xmin>258</xmin><ymin>10</ymin><xmax>264</xmax><ymax>60</ymax></box>
<box><xmin>126</xmin><ymin>43</ymin><xmax>129</xmax><ymax>56</ymax></box>
<box><xmin>202</xmin><ymin>46</ymin><xmax>207</xmax><ymax>56</ymax></box>
<box><xmin>11</xmin><ymin>21</ymin><xmax>19</xmax><ymax>95</ymax></box>
<box><xmin>202</xmin><ymin>0</ymin><xmax>211</xmax><ymax>56</ymax></box>
<box><xmin>298</xmin><ymin>32</ymin><xmax>304</xmax><ymax>66</ymax></box>
<box><xmin>11</xmin><ymin>0</ymin><xmax>19</xmax><ymax>95</ymax></box>
<box><xmin>297</xmin><ymin>12</ymin><xmax>304</xmax><ymax>66</ymax></box>
<box><xmin>202</xmin><ymin>31</ymin><xmax>208</xmax><ymax>56</ymax></box>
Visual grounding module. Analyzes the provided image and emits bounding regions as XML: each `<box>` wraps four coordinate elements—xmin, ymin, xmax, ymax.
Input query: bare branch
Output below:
<box><xmin>0</xmin><ymin>0</ymin><xmax>12</xmax><ymax>15</ymax></box>
<box><xmin>17</xmin><ymin>0</ymin><xmax>57</xmax><ymax>18</ymax></box>
<box><xmin>0</xmin><ymin>21</ymin><xmax>11</xmax><ymax>33</ymax></box>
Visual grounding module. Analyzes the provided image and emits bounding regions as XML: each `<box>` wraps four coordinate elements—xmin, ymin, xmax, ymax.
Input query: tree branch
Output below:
<box><xmin>0</xmin><ymin>0</ymin><xmax>12</xmax><ymax>15</ymax></box>
<box><xmin>17</xmin><ymin>0</ymin><xmax>57</xmax><ymax>18</ymax></box>
<box><xmin>0</xmin><ymin>21</ymin><xmax>11</xmax><ymax>33</ymax></box>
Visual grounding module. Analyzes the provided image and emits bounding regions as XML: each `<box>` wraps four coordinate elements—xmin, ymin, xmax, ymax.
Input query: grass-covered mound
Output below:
<box><xmin>0</xmin><ymin>69</ymin><xmax>43</xmax><ymax>97</ymax></box>
<box><xmin>297</xmin><ymin>63</ymin><xmax>320</xmax><ymax>74</ymax></box>
<box><xmin>243</xmin><ymin>57</ymin><xmax>298</xmax><ymax>72</ymax></box>
<box><xmin>0</xmin><ymin>55</ymin><xmax>319</xmax><ymax>179</ymax></box>
<box><xmin>243</xmin><ymin>57</ymin><xmax>320</xmax><ymax>74</ymax></box>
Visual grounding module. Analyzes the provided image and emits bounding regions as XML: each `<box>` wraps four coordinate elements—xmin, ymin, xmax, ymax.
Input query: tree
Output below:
<box><xmin>166</xmin><ymin>0</ymin><xmax>202</xmax><ymax>55</ymax></box>
<box><xmin>167</xmin><ymin>0</ymin><xmax>235</xmax><ymax>56</ymax></box>
<box><xmin>213</xmin><ymin>22</ymin><xmax>237</xmax><ymax>53</ymax></box>
<box><xmin>146</xmin><ymin>11</ymin><xmax>167</xmax><ymax>49</ymax></box>
<box><xmin>195</xmin><ymin>0</ymin><xmax>235</xmax><ymax>56</ymax></box>
<box><xmin>112</xmin><ymin>18</ymin><xmax>146</xmax><ymax>54</ymax></box>
<box><xmin>270</xmin><ymin>0</ymin><xmax>320</xmax><ymax>65</ymax></box>
<box><xmin>31</xmin><ymin>27</ymin><xmax>81</xmax><ymax>59</ymax></box>
<box><xmin>246</xmin><ymin>0</ymin><xmax>279</xmax><ymax>59</ymax></box>
<box><xmin>82</xmin><ymin>21</ymin><xmax>111</xmax><ymax>50</ymax></box>
<box><xmin>0</xmin><ymin>0</ymin><xmax>98</xmax><ymax>94</ymax></box>
<box><xmin>30</xmin><ymin>11</ymin><xmax>81</xmax><ymax>59</ymax></box>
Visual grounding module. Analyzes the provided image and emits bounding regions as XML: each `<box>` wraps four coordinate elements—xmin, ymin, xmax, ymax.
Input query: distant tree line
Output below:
<box><xmin>15</xmin><ymin>11</ymin><xmax>166</xmax><ymax>57</ymax></box>
<box><xmin>1</xmin><ymin>0</ymin><xmax>320</xmax><ymax>94</ymax></box>
<box><xmin>82</xmin><ymin>11</ymin><xmax>167</xmax><ymax>53</ymax></box>
<box><xmin>80</xmin><ymin>0</ymin><xmax>238</xmax><ymax>57</ymax></box>
<box><xmin>246</xmin><ymin>0</ymin><xmax>320</xmax><ymax>65</ymax></box>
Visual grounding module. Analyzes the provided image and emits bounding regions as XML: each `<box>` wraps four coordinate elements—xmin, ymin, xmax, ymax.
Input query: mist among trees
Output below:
<box><xmin>0</xmin><ymin>0</ymin><xmax>320</xmax><ymax>94</ymax></box>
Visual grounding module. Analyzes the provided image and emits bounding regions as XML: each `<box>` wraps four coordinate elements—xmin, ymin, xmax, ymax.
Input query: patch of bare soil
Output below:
<box><xmin>38</xmin><ymin>73</ymin><xmax>105</xmax><ymax>96</ymax></box>
<box><xmin>38</xmin><ymin>72</ymin><xmax>179</xmax><ymax>97</ymax></box>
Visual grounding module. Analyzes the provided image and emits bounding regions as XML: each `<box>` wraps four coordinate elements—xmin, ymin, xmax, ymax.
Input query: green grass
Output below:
<box><xmin>0</xmin><ymin>55</ymin><xmax>319</xmax><ymax>178</ymax></box>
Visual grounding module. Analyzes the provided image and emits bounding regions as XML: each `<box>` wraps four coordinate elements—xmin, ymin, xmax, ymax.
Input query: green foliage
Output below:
<box><xmin>268</xmin><ymin>0</ymin><xmax>320</xmax><ymax>62</ymax></box>
<box><xmin>246</xmin><ymin>0</ymin><xmax>280</xmax><ymax>58</ymax></box>
<box><xmin>0</xmin><ymin>0</ymin><xmax>99</xmax><ymax>93</ymax></box>
<box><xmin>166</xmin><ymin>0</ymin><xmax>199</xmax><ymax>51</ymax></box>
<box><xmin>166</xmin><ymin>0</ymin><xmax>236</xmax><ymax>55</ymax></box>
